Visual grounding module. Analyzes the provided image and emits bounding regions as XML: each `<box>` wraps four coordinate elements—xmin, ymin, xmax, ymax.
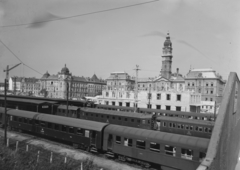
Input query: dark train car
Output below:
<box><xmin>0</xmin><ymin>97</ymin><xmax>58</xmax><ymax>114</ymax></box>
<box><xmin>156</xmin><ymin>116</ymin><xmax>214</xmax><ymax>138</ymax></box>
<box><xmin>56</xmin><ymin>105</ymin><xmax>81</xmax><ymax>118</ymax></box>
<box><xmin>5</xmin><ymin>107</ymin><xmax>108</xmax><ymax>152</ymax></box>
<box><xmin>140</xmin><ymin>108</ymin><xmax>216</xmax><ymax>121</ymax></box>
<box><xmin>103</xmin><ymin>124</ymin><xmax>209</xmax><ymax>170</ymax></box>
<box><xmin>79</xmin><ymin>108</ymin><xmax>152</xmax><ymax>129</ymax></box>
<box><xmin>96</xmin><ymin>104</ymin><xmax>135</xmax><ymax>112</ymax></box>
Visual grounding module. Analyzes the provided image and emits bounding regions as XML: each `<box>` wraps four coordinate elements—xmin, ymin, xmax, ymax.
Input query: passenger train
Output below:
<box><xmin>0</xmin><ymin>107</ymin><xmax>209</xmax><ymax>170</ymax></box>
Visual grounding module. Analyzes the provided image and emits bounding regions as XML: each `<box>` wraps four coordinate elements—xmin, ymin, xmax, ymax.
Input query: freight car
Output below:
<box><xmin>156</xmin><ymin>116</ymin><xmax>214</xmax><ymax>138</ymax></box>
<box><xmin>1</xmin><ymin>108</ymin><xmax>209</xmax><ymax>170</ymax></box>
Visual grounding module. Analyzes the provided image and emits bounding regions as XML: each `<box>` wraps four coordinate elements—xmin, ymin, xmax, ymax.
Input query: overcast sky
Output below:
<box><xmin>0</xmin><ymin>0</ymin><xmax>239</xmax><ymax>82</ymax></box>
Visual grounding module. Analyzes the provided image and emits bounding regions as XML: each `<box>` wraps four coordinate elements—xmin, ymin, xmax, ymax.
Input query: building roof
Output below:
<box><xmin>58</xmin><ymin>105</ymin><xmax>80</xmax><ymax>111</ymax></box>
<box><xmin>107</xmin><ymin>72</ymin><xmax>134</xmax><ymax>81</ymax></box>
<box><xmin>105</xmin><ymin>124</ymin><xmax>209</xmax><ymax>150</ymax></box>
<box><xmin>22</xmin><ymin>77</ymin><xmax>39</xmax><ymax>83</ymax></box>
<box><xmin>10</xmin><ymin>77</ymin><xmax>24</xmax><ymax>82</ymax></box>
<box><xmin>61</xmin><ymin>64</ymin><xmax>70</xmax><ymax>75</ymax></box>
<box><xmin>186</xmin><ymin>68</ymin><xmax>223</xmax><ymax>79</ymax></box>
<box><xmin>41</xmin><ymin>71</ymin><xmax>50</xmax><ymax>79</ymax></box>
<box><xmin>0</xmin><ymin>97</ymin><xmax>58</xmax><ymax>104</ymax></box>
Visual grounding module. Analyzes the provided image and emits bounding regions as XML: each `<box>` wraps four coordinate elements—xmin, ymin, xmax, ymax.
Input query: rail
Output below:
<box><xmin>197</xmin><ymin>72</ymin><xmax>240</xmax><ymax>170</ymax></box>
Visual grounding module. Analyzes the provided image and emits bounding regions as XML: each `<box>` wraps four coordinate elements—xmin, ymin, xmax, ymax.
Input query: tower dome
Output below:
<box><xmin>164</xmin><ymin>33</ymin><xmax>172</xmax><ymax>47</ymax></box>
<box><xmin>61</xmin><ymin>64</ymin><xmax>70</xmax><ymax>75</ymax></box>
<box><xmin>42</xmin><ymin>71</ymin><xmax>50</xmax><ymax>79</ymax></box>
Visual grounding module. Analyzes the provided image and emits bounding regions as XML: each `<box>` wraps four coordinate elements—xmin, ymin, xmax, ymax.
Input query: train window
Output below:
<box><xmin>101</xmin><ymin>115</ymin><xmax>104</xmax><ymax>118</ymax></box>
<box><xmin>86</xmin><ymin>113</ymin><xmax>88</xmax><ymax>116</ymax></box>
<box><xmin>181</xmin><ymin>124</ymin><xmax>184</xmax><ymax>129</ymax></box>
<box><xmin>178</xmin><ymin>124</ymin><xmax>181</xmax><ymax>129</ymax></box>
<box><xmin>107</xmin><ymin>116</ymin><xmax>109</xmax><ymax>119</ymax></box>
<box><xmin>185</xmin><ymin>125</ymin><xmax>189</xmax><ymax>130</ymax></box>
<box><xmin>116</xmin><ymin>136</ymin><xmax>121</xmax><ymax>144</ymax></box>
<box><xmin>163</xmin><ymin>122</ymin><xmax>166</xmax><ymax>127</ymax></box>
<box><xmin>137</xmin><ymin>119</ymin><xmax>140</xmax><ymax>123</ymax></box>
<box><xmin>173</xmin><ymin>123</ymin><xmax>176</xmax><ymax>128</ymax></box>
<box><xmin>35</xmin><ymin>120</ymin><xmax>39</xmax><ymax>125</ymax></box>
<box><xmin>29</xmin><ymin>119</ymin><xmax>33</xmax><ymax>124</ymax></box>
<box><xmin>13</xmin><ymin>116</ymin><xmax>17</xmax><ymax>121</ymax></box>
<box><xmin>124</xmin><ymin>138</ymin><xmax>132</xmax><ymax>147</ymax></box>
<box><xmin>48</xmin><ymin>123</ymin><xmax>53</xmax><ymax>129</ymax></box>
<box><xmin>91</xmin><ymin>114</ymin><xmax>93</xmax><ymax>117</ymax></box>
<box><xmin>96</xmin><ymin>114</ymin><xmax>98</xmax><ymax>117</ymax></box>
<box><xmin>18</xmin><ymin>117</ymin><xmax>22</xmax><ymax>122</ymax></box>
<box><xmin>62</xmin><ymin>125</ymin><xmax>67</xmax><ymax>132</ymax></box>
<box><xmin>58</xmin><ymin>109</ymin><xmax>61</xmax><ymax>113</ymax></box>
<box><xmin>62</xmin><ymin>109</ymin><xmax>65</xmax><ymax>113</ymax></box>
<box><xmin>204</xmin><ymin>128</ymin><xmax>208</xmax><ymax>133</ymax></box>
<box><xmin>76</xmin><ymin>128</ymin><xmax>83</xmax><ymax>136</ymax></box>
<box><xmin>24</xmin><ymin>118</ymin><xmax>28</xmax><ymax>124</ymax></box>
<box><xmin>148</xmin><ymin>120</ymin><xmax>150</xmax><ymax>124</ymax></box>
<box><xmin>131</xmin><ymin>119</ymin><xmax>134</xmax><ymax>122</ymax></box>
<box><xmin>190</xmin><ymin>126</ymin><xmax>193</xmax><ymax>130</ymax></box>
<box><xmin>40</xmin><ymin>121</ymin><xmax>46</xmax><ymax>127</ymax></box>
<box><xmin>142</xmin><ymin>120</ymin><xmax>146</xmax><ymax>124</ymax></box>
<box><xmin>195</xmin><ymin>126</ymin><xmax>199</xmax><ymax>131</ymax></box>
<box><xmin>85</xmin><ymin>130</ymin><xmax>90</xmax><ymax>138</ymax></box>
<box><xmin>125</xmin><ymin>118</ymin><xmax>128</xmax><ymax>122</ymax></box>
<box><xmin>136</xmin><ymin>140</ymin><xmax>145</xmax><ymax>149</ymax></box>
<box><xmin>118</xmin><ymin>117</ymin><xmax>121</xmax><ymax>120</ymax></box>
<box><xmin>181</xmin><ymin>148</ymin><xmax>193</xmax><ymax>160</ymax></box>
<box><xmin>54</xmin><ymin>124</ymin><xmax>60</xmax><ymax>130</ymax></box>
<box><xmin>199</xmin><ymin>152</ymin><xmax>206</xmax><ymax>162</ymax></box>
<box><xmin>199</xmin><ymin>127</ymin><xmax>203</xmax><ymax>132</ymax></box>
<box><xmin>208</xmin><ymin>128</ymin><xmax>212</xmax><ymax>133</ymax></box>
<box><xmin>169</xmin><ymin>123</ymin><xmax>172</xmax><ymax>127</ymax></box>
<box><xmin>165</xmin><ymin>145</ymin><xmax>176</xmax><ymax>156</ymax></box>
<box><xmin>150</xmin><ymin>142</ymin><xmax>160</xmax><ymax>152</ymax></box>
<box><xmin>69</xmin><ymin>127</ymin><xmax>74</xmax><ymax>134</ymax></box>
<box><xmin>113</xmin><ymin>117</ymin><xmax>115</xmax><ymax>120</ymax></box>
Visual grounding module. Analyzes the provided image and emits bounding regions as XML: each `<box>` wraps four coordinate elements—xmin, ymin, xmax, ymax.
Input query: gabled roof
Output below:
<box><xmin>186</xmin><ymin>68</ymin><xmax>221</xmax><ymax>79</ymax></box>
<box><xmin>91</xmin><ymin>74</ymin><xmax>99</xmax><ymax>81</ymax></box>
<box><xmin>153</xmin><ymin>76</ymin><xmax>170</xmax><ymax>82</ymax></box>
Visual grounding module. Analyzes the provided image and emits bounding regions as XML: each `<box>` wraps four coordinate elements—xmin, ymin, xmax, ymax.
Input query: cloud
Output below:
<box><xmin>27</xmin><ymin>11</ymin><xmax>60</xmax><ymax>28</ymax></box>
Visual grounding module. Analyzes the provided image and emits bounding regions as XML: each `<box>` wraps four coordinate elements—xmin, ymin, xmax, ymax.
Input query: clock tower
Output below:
<box><xmin>160</xmin><ymin>33</ymin><xmax>173</xmax><ymax>79</ymax></box>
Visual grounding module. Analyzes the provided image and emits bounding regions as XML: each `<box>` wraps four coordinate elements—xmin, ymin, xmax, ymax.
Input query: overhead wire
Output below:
<box><xmin>0</xmin><ymin>0</ymin><xmax>159</xmax><ymax>28</ymax></box>
<box><xmin>0</xmin><ymin>37</ymin><xmax>43</xmax><ymax>75</ymax></box>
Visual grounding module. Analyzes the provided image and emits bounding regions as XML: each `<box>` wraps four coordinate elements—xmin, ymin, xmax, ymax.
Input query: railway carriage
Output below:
<box><xmin>103</xmin><ymin>124</ymin><xmax>209</xmax><ymax>170</ymax></box>
<box><xmin>4</xmin><ymin>108</ymin><xmax>108</xmax><ymax>152</ymax></box>
<box><xmin>156</xmin><ymin>116</ymin><xmax>214</xmax><ymax>138</ymax></box>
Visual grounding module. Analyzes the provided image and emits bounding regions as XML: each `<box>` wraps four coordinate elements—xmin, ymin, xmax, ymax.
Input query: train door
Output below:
<box><xmin>90</xmin><ymin>131</ymin><xmax>97</xmax><ymax>146</ymax></box>
<box><xmin>107</xmin><ymin>134</ymin><xmax>113</xmax><ymax>150</ymax></box>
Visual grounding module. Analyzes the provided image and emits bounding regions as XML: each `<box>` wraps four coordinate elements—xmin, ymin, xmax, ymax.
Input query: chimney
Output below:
<box><xmin>177</xmin><ymin>68</ymin><xmax>179</xmax><ymax>76</ymax></box>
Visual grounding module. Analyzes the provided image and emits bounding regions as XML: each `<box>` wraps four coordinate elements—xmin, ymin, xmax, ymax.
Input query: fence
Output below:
<box><xmin>197</xmin><ymin>72</ymin><xmax>240</xmax><ymax>170</ymax></box>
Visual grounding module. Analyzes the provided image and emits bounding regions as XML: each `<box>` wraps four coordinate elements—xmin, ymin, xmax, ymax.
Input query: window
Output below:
<box><xmin>77</xmin><ymin>128</ymin><xmax>83</xmax><ymax>135</ymax></box>
<box><xmin>210</xmin><ymin>98</ymin><xmax>213</xmax><ymax>101</ymax></box>
<box><xmin>69</xmin><ymin>127</ymin><xmax>74</xmax><ymax>134</ymax></box>
<box><xmin>165</xmin><ymin>145</ymin><xmax>176</xmax><ymax>156</ymax></box>
<box><xmin>48</xmin><ymin>123</ymin><xmax>53</xmax><ymax>129</ymax></box>
<box><xmin>211</xmin><ymin>83</ymin><xmax>213</xmax><ymax>87</ymax></box>
<box><xmin>205</xmin><ymin>98</ymin><xmax>208</xmax><ymax>101</ymax></box>
<box><xmin>116</xmin><ymin>136</ymin><xmax>121</xmax><ymax>144</ymax></box>
<box><xmin>150</xmin><ymin>142</ymin><xmax>160</xmax><ymax>152</ymax></box>
<box><xmin>166</xmin><ymin>106</ymin><xmax>171</xmax><ymax>110</ymax></box>
<box><xmin>181</xmin><ymin>148</ymin><xmax>193</xmax><ymax>160</ymax></box>
<box><xmin>131</xmin><ymin>119</ymin><xmax>134</xmax><ymax>122</ymax></box>
<box><xmin>24</xmin><ymin>118</ymin><xmax>28</xmax><ymax>123</ymax></box>
<box><xmin>125</xmin><ymin>118</ymin><xmax>128</xmax><ymax>121</ymax></box>
<box><xmin>126</xmin><ymin>102</ymin><xmax>130</xmax><ymax>107</ymax></box>
<box><xmin>112</xmin><ymin>102</ymin><xmax>115</xmax><ymax>105</ymax></box>
<box><xmin>163</xmin><ymin>122</ymin><xmax>167</xmax><ymax>127</ymax></box>
<box><xmin>206</xmin><ymin>83</ymin><xmax>208</xmax><ymax>86</ymax></box>
<box><xmin>119</xmin><ymin>102</ymin><xmax>122</xmax><ymax>106</ymax></box>
<box><xmin>147</xmin><ymin>104</ymin><xmax>152</xmax><ymax>109</ymax></box>
<box><xmin>167</xmin><ymin>94</ymin><xmax>171</xmax><ymax>100</ymax></box>
<box><xmin>19</xmin><ymin>117</ymin><xmax>23</xmax><ymax>122</ymax></box>
<box><xmin>199</xmin><ymin>152</ymin><xmax>206</xmax><ymax>161</ymax></box>
<box><xmin>136</xmin><ymin>140</ymin><xmax>145</xmax><ymax>149</ymax></box>
<box><xmin>54</xmin><ymin>124</ymin><xmax>59</xmax><ymax>130</ymax></box>
<box><xmin>176</xmin><ymin>106</ymin><xmax>181</xmax><ymax>111</ymax></box>
<box><xmin>85</xmin><ymin>130</ymin><xmax>90</xmax><ymax>138</ymax></box>
<box><xmin>106</xmin><ymin>92</ymin><xmax>109</xmax><ymax>97</ymax></box>
<box><xmin>13</xmin><ymin>116</ymin><xmax>17</xmax><ymax>121</ymax></box>
<box><xmin>185</xmin><ymin>125</ymin><xmax>189</xmax><ymax>130</ymax></box>
<box><xmin>148</xmin><ymin>93</ymin><xmax>152</xmax><ymax>99</ymax></box>
<box><xmin>124</xmin><ymin>138</ymin><xmax>132</xmax><ymax>147</ymax></box>
<box><xmin>156</xmin><ymin>105</ymin><xmax>161</xmax><ymax>109</ymax></box>
<box><xmin>192</xmin><ymin>83</ymin><xmax>194</xmax><ymax>86</ymax></box>
<box><xmin>177</xmin><ymin>94</ymin><xmax>181</xmax><ymax>101</ymax></box>
<box><xmin>62</xmin><ymin>125</ymin><xmax>67</xmax><ymax>132</ymax></box>
<box><xmin>142</xmin><ymin>120</ymin><xmax>146</xmax><ymax>124</ymax></box>
<box><xmin>210</xmin><ymin>90</ymin><xmax>213</xmax><ymax>94</ymax></box>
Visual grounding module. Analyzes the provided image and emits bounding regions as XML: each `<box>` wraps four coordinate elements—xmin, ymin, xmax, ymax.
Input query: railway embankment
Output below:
<box><xmin>0</xmin><ymin>129</ymin><xmax>142</xmax><ymax>170</ymax></box>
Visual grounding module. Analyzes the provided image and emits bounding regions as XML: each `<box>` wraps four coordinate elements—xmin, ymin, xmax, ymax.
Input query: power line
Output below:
<box><xmin>0</xmin><ymin>37</ymin><xmax>43</xmax><ymax>75</ymax></box>
<box><xmin>0</xmin><ymin>0</ymin><xmax>159</xmax><ymax>28</ymax></box>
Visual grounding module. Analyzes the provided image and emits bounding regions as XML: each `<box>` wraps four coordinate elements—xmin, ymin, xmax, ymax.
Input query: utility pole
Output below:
<box><xmin>3</xmin><ymin>63</ymin><xmax>21</xmax><ymax>145</ymax></box>
<box><xmin>134</xmin><ymin>65</ymin><xmax>140</xmax><ymax>112</ymax></box>
<box><xmin>214</xmin><ymin>101</ymin><xmax>217</xmax><ymax>121</ymax></box>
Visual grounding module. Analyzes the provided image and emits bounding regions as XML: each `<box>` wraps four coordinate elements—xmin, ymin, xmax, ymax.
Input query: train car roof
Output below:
<box><xmin>140</xmin><ymin>108</ymin><xmax>214</xmax><ymax>117</ymax></box>
<box><xmin>156</xmin><ymin>116</ymin><xmax>215</xmax><ymax>126</ymax></box>
<box><xmin>96</xmin><ymin>105</ymin><xmax>135</xmax><ymax>110</ymax></box>
<box><xmin>2</xmin><ymin>108</ymin><xmax>39</xmax><ymax>119</ymax></box>
<box><xmin>105</xmin><ymin>124</ymin><xmax>209</xmax><ymax>150</ymax></box>
<box><xmin>82</xmin><ymin>108</ymin><xmax>152</xmax><ymax>119</ymax></box>
<box><xmin>36</xmin><ymin>114</ymin><xmax>108</xmax><ymax>131</ymax></box>
<box><xmin>0</xmin><ymin>97</ymin><xmax>58</xmax><ymax>104</ymax></box>
<box><xmin>58</xmin><ymin>105</ymin><xmax>80</xmax><ymax>110</ymax></box>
